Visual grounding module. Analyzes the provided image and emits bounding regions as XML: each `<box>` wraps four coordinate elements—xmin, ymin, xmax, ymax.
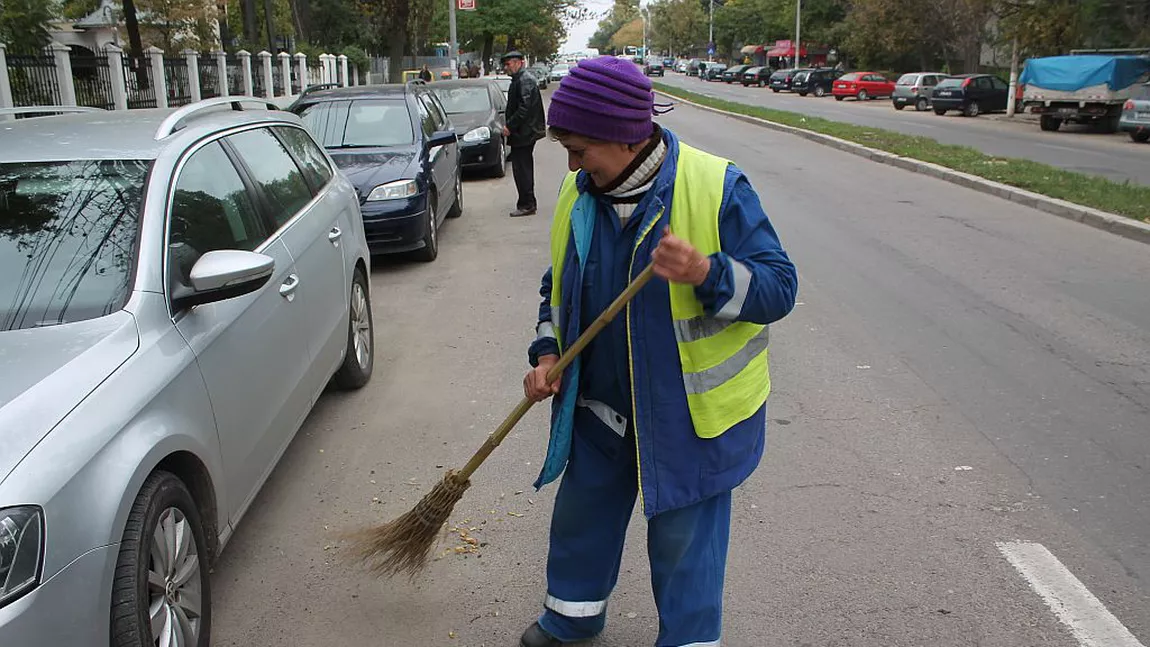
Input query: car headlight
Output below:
<box><xmin>0</xmin><ymin>506</ymin><xmax>43</xmax><ymax>608</ymax></box>
<box><xmin>366</xmin><ymin>180</ymin><xmax>418</xmax><ymax>201</ymax></box>
<box><xmin>462</xmin><ymin>126</ymin><xmax>491</xmax><ymax>143</ymax></box>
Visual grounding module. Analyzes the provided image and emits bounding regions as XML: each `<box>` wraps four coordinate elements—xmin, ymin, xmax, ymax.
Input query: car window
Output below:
<box><xmin>840</xmin><ymin>72</ymin><xmax>861</xmax><ymax>81</ymax></box>
<box><xmin>433</xmin><ymin>86</ymin><xmax>492</xmax><ymax>114</ymax></box>
<box><xmin>424</xmin><ymin>92</ymin><xmax>450</xmax><ymax>130</ymax></box>
<box><xmin>0</xmin><ymin>159</ymin><xmax>149</xmax><ymax>330</ymax></box>
<box><xmin>937</xmin><ymin>77</ymin><xmax>963</xmax><ymax>88</ymax></box>
<box><xmin>227</xmin><ymin>128</ymin><xmax>314</xmax><ymax>228</ymax></box>
<box><xmin>168</xmin><ymin>143</ymin><xmax>266</xmax><ymax>288</ymax></box>
<box><xmin>990</xmin><ymin>77</ymin><xmax>1008</xmax><ymax>90</ymax></box>
<box><xmin>273</xmin><ymin>126</ymin><xmax>333</xmax><ymax>193</ymax></box>
<box><xmin>297</xmin><ymin>99</ymin><xmax>414</xmax><ymax>148</ymax></box>
<box><xmin>897</xmin><ymin>74</ymin><xmax>918</xmax><ymax>85</ymax></box>
<box><xmin>414</xmin><ymin>94</ymin><xmax>435</xmax><ymax>137</ymax></box>
<box><xmin>976</xmin><ymin>77</ymin><xmax>993</xmax><ymax>90</ymax></box>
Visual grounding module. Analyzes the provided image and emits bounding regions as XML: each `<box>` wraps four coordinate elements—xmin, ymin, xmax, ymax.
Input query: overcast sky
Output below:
<box><xmin>561</xmin><ymin>0</ymin><xmax>618</xmax><ymax>53</ymax></box>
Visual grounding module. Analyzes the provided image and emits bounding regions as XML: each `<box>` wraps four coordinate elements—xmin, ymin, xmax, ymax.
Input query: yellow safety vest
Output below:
<box><xmin>548</xmin><ymin>143</ymin><xmax>771</xmax><ymax>438</ymax></box>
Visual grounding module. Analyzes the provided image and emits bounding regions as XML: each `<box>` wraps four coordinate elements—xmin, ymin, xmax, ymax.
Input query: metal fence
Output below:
<box><xmin>272</xmin><ymin>64</ymin><xmax>284</xmax><ymax>96</ymax></box>
<box><xmin>226</xmin><ymin>56</ymin><xmax>245</xmax><ymax>95</ymax></box>
<box><xmin>7</xmin><ymin>54</ymin><xmax>61</xmax><ymax>107</ymax></box>
<box><xmin>71</xmin><ymin>53</ymin><xmax>114</xmax><ymax>110</ymax></box>
<box><xmin>198</xmin><ymin>56</ymin><xmax>220</xmax><ymax>98</ymax></box>
<box><xmin>253</xmin><ymin>62</ymin><xmax>267</xmax><ymax>97</ymax></box>
<box><xmin>289</xmin><ymin>64</ymin><xmax>300</xmax><ymax>95</ymax></box>
<box><xmin>163</xmin><ymin>57</ymin><xmax>192</xmax><ymax>106</ymax></box>
<box><xmin>123</xmin><ymin>56</ymin><xmax>158</xmax><ymax>108</ymax></box>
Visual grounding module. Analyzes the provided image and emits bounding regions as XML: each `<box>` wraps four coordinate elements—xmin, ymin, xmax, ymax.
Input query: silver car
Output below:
<box><xmin>893</xmin><ymin>72</ymin><xmax>947</xmax><ymax>111</ymax></box>
<box><xmin>1119</xmin><ymin>82</ymin><xmax>1150</xmax><ymax>143</ymax></box>
<box><xmin>0</xmin><ymin>99</ymin><xmax>375</xmax><ymax>646</ymax></box>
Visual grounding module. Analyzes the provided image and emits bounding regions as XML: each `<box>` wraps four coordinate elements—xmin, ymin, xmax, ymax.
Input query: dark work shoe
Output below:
<box><xmin>510</xmin><ymin>207</ymin><xmax>537</xmax><ymax>217</ymax></box>
<box><xmin>519</xmin><ymin>622</ymin><xmax>563</xmax><ymax>647</ymax></box>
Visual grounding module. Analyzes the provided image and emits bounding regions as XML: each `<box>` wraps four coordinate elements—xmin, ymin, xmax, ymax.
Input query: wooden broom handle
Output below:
<box><xmin>455</xmin><ymin>264</ymin><xmax>657</xmax><ymax>481</ymax></box>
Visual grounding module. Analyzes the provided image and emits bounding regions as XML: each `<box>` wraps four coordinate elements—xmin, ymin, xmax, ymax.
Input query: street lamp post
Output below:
<box><xmin>708</xmin><ymin>0</ymin><xmax>714</xmax><ymax>62</ymax></box>
<box><xmin>448</xmin><ymin>0</ymin><xmax>458</xmax><ymax>79</ymax></box>
<box><xmin>793</xmin><ymin>0</ymin><xmax>801</xmax><ymax>69</ymax></box>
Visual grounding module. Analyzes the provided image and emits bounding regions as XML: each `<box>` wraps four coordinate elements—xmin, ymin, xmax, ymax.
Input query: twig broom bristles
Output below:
<box><xmin>345</xmin><ymin>265</ymin><xmax>657</xmax><ymax>578</ymax></box>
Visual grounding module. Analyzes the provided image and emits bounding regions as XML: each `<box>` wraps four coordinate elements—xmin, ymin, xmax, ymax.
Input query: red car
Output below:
<box><xmin>832</xmin><ymin>72</ymin><xmax>896</xmax><ymax>101</ymax></box>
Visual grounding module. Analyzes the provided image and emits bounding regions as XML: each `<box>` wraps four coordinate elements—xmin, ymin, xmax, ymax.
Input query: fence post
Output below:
<box><xmin>338</xmin><ymin>54</ymin><xmax>349</xmax><ymax>87</ymax></box>
<box><xmin>105</xmin><ymin>43</ymin><xmax>129</xmax><ymax>110</ymax></box>
<box><xmin>48</xmin><ymin>42</ymin><xmax>77</xmax><ymax>106</ymax></box>
<box><xmin>352</xmin><ymin>64</ymin><xmax>359</xmax><ymax>86</ymax></box>
<box><xmin>278</xmin><ymin>52</ymin><xmax>291</xmax><ymax>96</ymax></box>
<box><xmin>258</xmin><ymin>51</ymin><xmax>273</xmax><ymax>98</ymax></box>
<box><xmin>148</xmin><ymin>46</ymin><xmax>167</xmax><ymax>108</ymax></box>
<box><xmin>238</xmin><ymin>50</ymin><xmax>253</xmax><ymax>96</ymax></box>
<box><xmin>214</xmin><ymin>50</ymin><xmax>228</xmax><ymax>96</ymax></box>
<box><xmin>295</xmin><ymin>53</ymin><xmax>308</xmax><ymax>93</ymax></box>
<box><xmin>0</xmin><ymin>44</ymin><xmax>13</xmax><ymax>119</ymax></box>
<box><xmin>326</xmin><ymin>54</ymin><xmax>335</xmax><ymax>84</ymax></box>
<box><xmin>184</xmin><ymin>49</ymin><xmax>201</xmax><ymax>102</ymax></box>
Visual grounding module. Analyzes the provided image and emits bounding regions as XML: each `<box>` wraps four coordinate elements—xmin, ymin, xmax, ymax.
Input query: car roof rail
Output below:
<box><xmin>0</xmin><ymin>106</ymin><xmax>106</xmax><ymax>118</ymax></box>
<box><xmin>405</xmin><ymin>79</ymin><xmax>427</xmax><ymax>90</ymax></box>
<box><xmin>300</xmin><ymin>82</ymin><xmax>342</xmax><ymax>98</ymax></box>
<box><xmin>154</xmin><ymin>96</ymin><xmax>281</xmax><ymax>140</ymax></box>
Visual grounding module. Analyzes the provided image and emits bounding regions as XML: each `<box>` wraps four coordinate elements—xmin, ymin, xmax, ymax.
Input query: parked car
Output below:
<box><xmin>492</xmin><ymin>74</ymin><xmax>513</xmax><ymax>101</ymax></box>
<box><xmin>1022</xmin><ymin>55</ymin><xmax>1150</xmax><ymax>133</ymax></box>
<box><xmin>892</xmin><ymin>72</ymin><xmax>946</xmax><ymax>110</ymax></box>
<box><xmin>677</xmin><ymin>60</ymin><xmax>690</xmax><ymax>73</ymax></box>
<box><xmin>663</xmin><ymin>57</ymin><xmax>676</xmax><ymax>68</ymax></box>
<box><xmin>292</xmin><ymin>83</ymin><xmax>463</xmax><ymax>261</ymax></box>
<box><xmin>722</xmin><ymin>64</ymin><xmax>751</xmax><ymax>83</ymax></box>
<box><xmin>833</xmin><ymin>72</ymin><xmax>896</xmax><ymax>101</ymax></box>
<box><xmin>686</xmin><ymin>58</ymin><xmax>702</xmax><ymax>75</ymax></box>
<box><xmin>769</xmin><ymin>68</ymin><xmax>803</xmax><ymax>92</ymax></box>
<box><xmin>529</xmin><ymin>64</ymin><xmax>550</xmax><ymax>88</ymax></box>
<box><xmin>931</xmin><ymin>74</ymin><xmax>1010</xmax><ymax>117</ymax></box>
<box><xmin>792</xmin><ymin>68</ymin><xmax>844</xmax><ymax>97</ymax></box>
<box><xmin>1119</xmin><ymin>82</ymin><xmax>1150</xmax><ymax>142</ymax></box>
<box><xmin>549</xmin><ymin>63</ymin><xmax>572</xmax><ymax>82</ymax></box>
<box><xmin>703</xmin><ymin>63</ymin><xmax>728</xmax><ymax>81</ymax></box>
<box><xmin>645</xmin><ymin>61</ymin><xmax>666</xmax><ymax>76</ymax></box>
<box><xmin>430</xmin><ymin>79</ymin><xmax>508</xmax><ymax>177</ymax></box>
<box><xmin>0</xmin><ymin>100</ymin><xmax>374</xmax><ymax>647</ymax></box>
<box><xmin>742</xmin><ymin>66</ymin><xmax>772</xmax><ymax>87</ymax></box>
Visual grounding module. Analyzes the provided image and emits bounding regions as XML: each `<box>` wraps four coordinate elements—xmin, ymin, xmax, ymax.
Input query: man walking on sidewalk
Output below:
<box><xmin>502</xmin><ymin>51</ymin><xmax>545</xmax><ymax>217</ymax></box>
<box><xmin>519</xmin><ymin>56</ymin><xmax>798</xmax><ymax>647</ymax></box>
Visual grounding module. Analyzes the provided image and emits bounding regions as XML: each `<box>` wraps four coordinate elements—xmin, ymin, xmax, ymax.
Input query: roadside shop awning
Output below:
<box><xmin>740</xmin><ymin>44</ymin><xmax>765</xmax><ymax>55</ymax></box>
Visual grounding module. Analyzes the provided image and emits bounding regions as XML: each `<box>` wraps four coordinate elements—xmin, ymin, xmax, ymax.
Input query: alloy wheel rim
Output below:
<box><xmin>456</xmin><ymin>175</ymin><xmax>463</xmax><ymax>211</ymax></box>
<box><xmin>351</xmin><ymin>282</ymin><xmax>371</xmax><ymax>369</ymax></box>
<box><xmin>147</xmin><ymin>507</ymin><xmax>202</xmax><ymax>647</ymax></box>
<box><xmin>859</xmin><ymin>90</ymin><xmax>868</xmax><ymax>100</ymax></box>
<box><xmin>429</xmin><ymin>202</ymin><xmax>437</xmax><ymax>247</ymax></box>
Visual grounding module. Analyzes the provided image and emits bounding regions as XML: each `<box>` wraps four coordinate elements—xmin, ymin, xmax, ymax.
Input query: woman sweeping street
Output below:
<box><xmin>520</xmin><ymin>56</ymin><xmax>799</xmax><ymax>647</ymax></box>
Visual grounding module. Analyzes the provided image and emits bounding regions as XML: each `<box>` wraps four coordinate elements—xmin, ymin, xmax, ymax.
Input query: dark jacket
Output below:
<box><xmin>506</xmin><ymin>69</ymin><xmax>545</xmax><ymax>147</ymax></box>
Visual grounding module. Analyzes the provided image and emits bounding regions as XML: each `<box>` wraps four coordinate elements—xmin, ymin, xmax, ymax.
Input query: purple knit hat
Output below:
<box><xmin>548</xmin><ymin>56</ymin><xmax>655</xmax><ymax>144</ymax></box>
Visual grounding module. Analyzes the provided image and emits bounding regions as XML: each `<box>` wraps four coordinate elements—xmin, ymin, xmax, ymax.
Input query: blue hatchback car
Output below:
<box><xmin>292</xmin><ymin>83</ymin><xmax>463</xmax><ymax>261</ymax></box>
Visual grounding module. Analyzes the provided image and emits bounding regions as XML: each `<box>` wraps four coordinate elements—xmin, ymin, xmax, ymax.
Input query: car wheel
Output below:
<box><xmin>857</xmin><ymin>89</ymin><xmax>869</xmax><ymax>101</ymax></box>
<box><xmin>1132</xmin><ymin>131</ymin><xmax>1150</xmax><ymax>143</ymax></box>
<box><xmin>963</xmin><ymin>101</ymin><xmax>981</xmax><ymax>117</ymax></box>
<box><xmin>893</xmin><ymin>101</ymin><xmax>905</xmax><ymax>110</ymax></box>
<box><xmin>111</xmin><ymin>471</ymin><xmax>211</xmax><ymax>647</ymax></box>
<box><xmin>933</xmin><ymin>107</ymin><xmax>947</xmax><ymax>115</ymax></box>
<box><xmin>771</xmin><ymin>88</ymin><xmax>780</xmax><ymax>93</ymax></box>
<box><xmin>835</xmin><ymin>95</ymin><xmax>844</xmax><ymax>101</ymax></box>
<box><xmin>492</xmin><ymin>139</ymin><xmax>507</xmax><ymax>178</ymax></box>
<box><xmin>814</xmin><ymin>86</ymin><xmax>826</xmax><ymax>97</ymax></box>
<box><xmin>1039</xmin><ymin>115</ymin><xmax>1062</xmax><ymax>131</ymax></box>
<box><xmin>414</xmin><ymin>194</ymin><xmax>439</xmax><ymax>262</ymax></box>
<box><xmin>447</xmin><ymin>171</ymin><xmax>463</xmax><ymax>219</ymax></box>
<box><xmin>333</xmin><ymin>268</ymin><xmax>374</xmax><ymax>389</ymax></box>
<box><xmin>797</xmin><ymin>91</ymin><xmax>808</xmax><ymax>97</ymax></box>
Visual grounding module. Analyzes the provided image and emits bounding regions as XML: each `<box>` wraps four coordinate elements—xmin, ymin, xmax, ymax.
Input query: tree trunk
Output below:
<box><xmin>122</xmin><ymin>0</ymin><xmax>144</xmax><ymax>59</ymax></box>
<box><xmin>263</xmin><ymin>0</ymin><xmax>277</xmax><ymax>52</ymax></box>
<box><xmin>242</xmin><ymin>0</ymin><xmax>258</xmax><ymax>44</ymax></box>
<box><xmin>507</xmin><ymin>36</ymin><xmax>518</xmax><ymax>52</ymax></box>
<box><xmin>481</xmin><ymin>32</ymin><xmax>494</xmax><ymax>72</ymax></box>
<box><xmin>290</xmin><ymin>0</ymin><xmax>305</xmax><ymax>43</ymax></box>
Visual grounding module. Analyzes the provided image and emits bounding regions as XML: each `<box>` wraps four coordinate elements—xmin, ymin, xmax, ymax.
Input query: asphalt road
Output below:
<box><xmin>658</xmin><ymin>72</ymin><xmax>1150</xmax><ymax>187</ymax></box>
<box><xmin>211</xmin><ymin>101</ymin><xmax>1150</xmax><ymax>647</ymax></box>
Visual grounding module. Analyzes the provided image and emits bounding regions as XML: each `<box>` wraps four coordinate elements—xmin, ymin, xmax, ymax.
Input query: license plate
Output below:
<box><xmin>1058</xmin><ymin>107</ymin><xmax>1077</xmax><ymax>114</ymax></box>
<box><xmin>895</xmin><ymin>97</ymin><xmax>907</xmax><ymax>102</ymax></box>
<box><xmin>1138</xmin><ymin>111</ymin><xmax>1150</xmax><ymax>119</ymax></box>
<box><xmin>939</xmin><ymin>91</ymin><xmax>952</xmax><ymax>96</ymax></box>
<box><xmin>835</xmin><ymin>84</ymin><xmax>845</xmax><ymax>88</ymax></box>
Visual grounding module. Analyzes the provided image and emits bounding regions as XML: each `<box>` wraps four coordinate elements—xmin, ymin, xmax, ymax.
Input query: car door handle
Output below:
<box><xmin>279</xmin><ymin>273</ymin><xmax>300</xmax><ymax>299</ymax></box>
<box><xmin>328</xmin><ymin>226</ymin><xmax>342</xmax><ymax>243</ymax></box>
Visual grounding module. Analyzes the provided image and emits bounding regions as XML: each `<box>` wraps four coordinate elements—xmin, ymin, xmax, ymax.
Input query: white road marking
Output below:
<box><xmin>997</xmin><ymin>541</ymin><xmax>1145</xmax><ymax>647</ymax></box>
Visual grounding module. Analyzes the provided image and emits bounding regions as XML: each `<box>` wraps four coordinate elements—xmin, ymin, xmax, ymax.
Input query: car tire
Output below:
<box><xmin>893</xmin><ymin>101</ymin><xmax>905</xmax><ymax>110</ymax></box>
<box><xmin>835</xmin><ymin>95</ymin><xmax>844</xmax><ymax>101</ymax></box>
<box><xmin>1132</xmin><ymin>131</ymin><xmax>1150</xmax><ymax>143</ymax></box>
<box><xmin>814</xmin><ymin>86</ymin><xmax>826</xmax><ymax>97</ymax></box>
<box><xmin>857</xmin><ymin>89</ymin><xmax>869</xmax><ymax>101</ymax></box>
<box><xmin>414</xmin><ymin>194</ymin><xmax>439</xmax><ymax>263</ymax></box>
<box><xmin>915</xmin><ymin>97</ymin><xmax>929</xmax><ymax>111</ymax></box>
<box><xmin>492</xmin><ymin>139</ymin><xmax>507</xmax><ymax>178</ymax></box>
<box><xmin>797</xmin><ymin>91</ymin><xmax>808</xmax><ymax>97</ymax></box>
<box><xmin>1039</xmin><ymin>115</ymin><xmax>1062</xmax><ymax>131</ymax></box>
<box><xmin>933</xmin><ymin>107</ymin><xmax>947</xmax><ymax>115</ymax></box>
<box><xmin>111</xmin><ymin>471</ymin><xmax>211</xmax><ymax>647</ymax></box>
<box><xmin>963</xmin><ymin>101</ymin><xmax>981</xmax><ymax>117</ymax></box>
<box><xmin>771</xmin><ymin>88</ymin><xmax>779</xmax><ymax>93</ymax></box>
<box><xmin>333</xmin><ymin>268</ymin><xmax>374</xmax><ymax>389</ymax></box>
<box><xmin>1099</xmin><ymin>115</ymin><xmax>1120</xmax><ymax>134</ymax></box>
<box><xmin>447</xmin><ymin>170</ymin><xmax>463</xmax><ymax>219</ymax></box>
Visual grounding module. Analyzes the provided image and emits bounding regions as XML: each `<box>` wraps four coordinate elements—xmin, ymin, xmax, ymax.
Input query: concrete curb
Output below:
<box><xmin>655</xmin><ymin>90</ymin><xmax>1150</xmax><ymax>246</ymax></box>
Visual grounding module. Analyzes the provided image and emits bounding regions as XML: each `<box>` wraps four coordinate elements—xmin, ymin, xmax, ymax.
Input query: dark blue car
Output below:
<box><xmin>292</xmin><ymin>83</ymin><xmax>463</xmax><ymax>261</ymax></box>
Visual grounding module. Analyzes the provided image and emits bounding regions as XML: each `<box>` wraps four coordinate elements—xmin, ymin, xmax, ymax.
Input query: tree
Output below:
<box><xmin>609</xmin><ymin>16</ymin><xmax>643</xmax><ymax>49</ymax></box>
<box><xmin>0</xmin><ymin>0</ymin><xmax>54</xmax><ymax>53</ymax></box>
<box><xmin>128</xmin><ymin>0</ymin><xmax>220</xmax><ymax>52</ymax></box>
<box><xmin>588</xmin><ymin>0</ymin><xmax>640</xmax><ymax>52</ymax></box>
<box><xmin>648</xmin><ymin>0</ymin><xmax>708</xmax><ymax>56</ymax></box>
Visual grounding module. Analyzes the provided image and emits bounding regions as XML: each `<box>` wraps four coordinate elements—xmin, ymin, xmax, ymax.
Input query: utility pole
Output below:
<box><xmin>708</xmin><ymin>0</ymin><xmax>714</xmax><ymax>62</ymax></box>
<box><xmin>1006</xmin><ymin>37</ymin><xmax>1020</xmax><ymax>117</ymax></box>
<box><xmin>793</xmin><ymin>0</ymin><xmax>801</xmax><ymax>69</ymax></box>
<box><xmin>449</xmin><ymin>0</ymin><xmax>458</xmax><ymax>79</ymax></box>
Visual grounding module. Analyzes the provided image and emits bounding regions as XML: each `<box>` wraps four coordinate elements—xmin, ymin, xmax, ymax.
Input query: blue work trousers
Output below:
<box><xmin>538</xmin><ymin>408</ymin><xmax>731</xmax><ymax>646</ymax></box>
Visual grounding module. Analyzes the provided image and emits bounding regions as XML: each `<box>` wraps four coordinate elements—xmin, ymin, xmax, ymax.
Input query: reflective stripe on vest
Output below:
<box><xmin>548</xmin><ymin>144</ymin><xmax>770</xmax><ymax>440</ymax></box>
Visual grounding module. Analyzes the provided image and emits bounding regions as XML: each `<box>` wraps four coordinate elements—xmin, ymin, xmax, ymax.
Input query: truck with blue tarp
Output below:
<box><xmin>1019</xmin><ymin>54</ymin><xmax>1150</xmax><ymax>132</ymax></box>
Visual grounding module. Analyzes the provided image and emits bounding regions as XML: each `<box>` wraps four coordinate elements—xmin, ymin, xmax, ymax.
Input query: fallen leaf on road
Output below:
<box><xmin>507</xmin><ymin>511</ymin><xmax>524</xmax><ymax>517</ymax></box>
<box><xmin>954</xmin><ymin>466</ymin><xmax>973</xmax><ymax>471</ymax></box>
<box><xmin>626</xmin><ymin>612</ymin><xmax>638</xmax><ymax>619</ymax></box>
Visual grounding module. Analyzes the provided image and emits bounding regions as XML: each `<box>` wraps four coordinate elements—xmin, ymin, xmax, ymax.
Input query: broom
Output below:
<box><xmin>346</xmin><ymin>263</ymin><xmax>658</xmax><ymax>578</ymax></box>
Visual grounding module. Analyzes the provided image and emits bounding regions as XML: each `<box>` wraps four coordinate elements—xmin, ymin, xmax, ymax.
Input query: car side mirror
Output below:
<box><xmin>172</xmin><ymin>249</ymin><xmax>275</xmax><ymax>311</ymax></box>
<box><xmin>429</xmin><ymin>130</ymin><xmax>458</xmax><ymax>148</ymax></box>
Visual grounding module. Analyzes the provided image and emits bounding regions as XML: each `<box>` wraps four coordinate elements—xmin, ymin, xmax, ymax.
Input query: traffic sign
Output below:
<box><xmin>458</xmin><ymin>0</ymin><xmax>476</xmax><ymax>10</ymax></box>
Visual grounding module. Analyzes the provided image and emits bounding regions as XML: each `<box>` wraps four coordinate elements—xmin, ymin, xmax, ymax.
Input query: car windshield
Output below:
<box><xmin>794</xmin><ymin>72</ymin><xmax>809</xmax><ymax>82</ymax></box>
<box><xmin>433</xmin><ymin>86</ymin><xmax>491</xmax><ymax>113</ymax></box>
<box><xmin>554</xmin><ymin>64</ymin><xmax>570</xmax><ymax>72</ymax></box>
<box><xmin>936</xmin><ymin>77</ymin><xmax>964</xmax><ymax>88</ymax></box>
<box><xmin>0</xmin><ymin>159</ymin><xmax>150</xmax><ymax>330</ymax></box>
<box><xmin>897</xmin><ymin>74</ymin><xmax>919</xmax><ymax>85</ymax></box>
<box><xmin>298</xmin><ymin>99</ymin><xmax>414</xmax><ymax>148</ymax></box>
<box><xmin>840</xmin><ymin>72</ymin><xmax>862</xmax><ymax>81</ymax></box>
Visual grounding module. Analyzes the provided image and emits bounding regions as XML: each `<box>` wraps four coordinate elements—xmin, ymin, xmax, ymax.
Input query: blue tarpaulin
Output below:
<box><xmin>1019</xmin><ymin>55</ymin><xmax>1150</xmax><ymax>91</ymax></box>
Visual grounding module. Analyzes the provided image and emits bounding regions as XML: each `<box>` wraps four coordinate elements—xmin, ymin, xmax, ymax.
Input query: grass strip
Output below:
<box><xmin>653</xmin><ymin>82</ymin><xmax>1150</xmax><ymax>222</ymax></box>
